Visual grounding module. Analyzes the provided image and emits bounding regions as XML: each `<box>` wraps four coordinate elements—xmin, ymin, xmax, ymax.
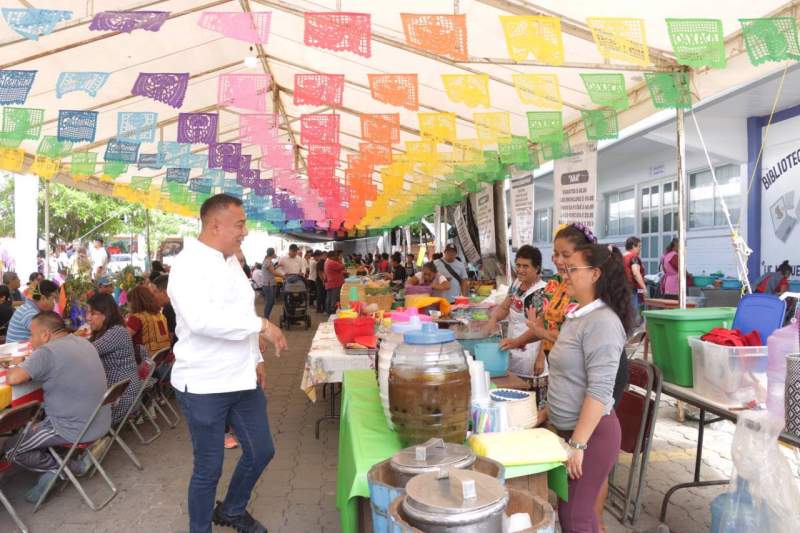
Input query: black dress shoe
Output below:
<box><xmin>212</xmin><ymin>501</ymin><xmax>267</xmax><ymax>533</ymax></box>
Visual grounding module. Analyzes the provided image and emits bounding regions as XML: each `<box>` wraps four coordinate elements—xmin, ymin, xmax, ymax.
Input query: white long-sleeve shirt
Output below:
<box><xmin>167</xmin><ymin>238</ymin><xmax>263</xmax><ymax>394</ymax></box>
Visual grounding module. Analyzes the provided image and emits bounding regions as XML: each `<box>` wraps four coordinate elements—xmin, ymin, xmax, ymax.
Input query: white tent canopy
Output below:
<box><xmin>2</xmin><ymin>0</ymin><xmax>796</xmax><ymax>200</ymax></box>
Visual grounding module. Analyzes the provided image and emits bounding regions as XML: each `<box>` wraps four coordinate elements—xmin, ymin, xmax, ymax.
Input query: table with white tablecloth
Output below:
<box><xmin>300</xmin><ymin>321</ymin><xmax>375</xmax><ymax>438</ymax></box>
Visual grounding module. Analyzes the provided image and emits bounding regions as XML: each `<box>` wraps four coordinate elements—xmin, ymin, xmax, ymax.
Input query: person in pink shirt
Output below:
<box><xmin>660</xmin><ymin>238</ymin><xmax>680</xmax><ymax>299</ymax></box>
<box><xmin>324</xmin><ymin>250</ymin><xmax>345</xmax><ymax>314</ymax></box>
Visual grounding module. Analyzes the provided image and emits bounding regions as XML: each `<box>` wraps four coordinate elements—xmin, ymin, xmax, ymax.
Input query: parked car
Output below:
<box><xmin>107</xmin><ymin>253</ymin><xmax>145</xmax><ymax>274</ymax></box>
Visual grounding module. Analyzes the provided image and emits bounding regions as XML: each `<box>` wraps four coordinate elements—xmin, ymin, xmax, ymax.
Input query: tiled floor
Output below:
<box><xmin>1</xmin><ymin>303</ymin><xmax>795</xmax><ymax>532</ymax></box>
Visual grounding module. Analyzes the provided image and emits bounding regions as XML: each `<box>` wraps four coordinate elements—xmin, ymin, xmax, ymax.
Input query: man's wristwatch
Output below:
<box><xmin>568</xmin><ymin>439</ymin><xmax>588</xmax><ymax>451</ymax></box>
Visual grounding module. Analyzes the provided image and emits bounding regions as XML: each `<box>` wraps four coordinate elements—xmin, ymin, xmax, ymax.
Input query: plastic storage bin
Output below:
<box><xmin>688</xmin><ymin>337</ymin><xmax>768</xmax><ymax>405</ymax></box>
<box><xmin>643</xmin><ymin>307</ymin><xmax>736</xmax><ymax>387</ymax></box>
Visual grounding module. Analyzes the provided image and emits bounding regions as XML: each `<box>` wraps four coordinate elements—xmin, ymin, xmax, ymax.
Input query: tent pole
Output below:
<box><xmin>145</xmin><ymin>208</ymin><xmax>152</xmax><ymax>269</ymax></box>
<box><xmin>676</xmin><ymin>108</ymin><xmax>688</xmax><ymax>310</ymax></box>
<box><xmin>44</xmin><ymin>180</ymin><xmax>50</xmax><ymax>278</ymax></box>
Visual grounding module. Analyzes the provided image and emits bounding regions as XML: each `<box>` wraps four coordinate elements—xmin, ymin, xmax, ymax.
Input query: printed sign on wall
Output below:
<box><xmin>760</xmin><ymin>118</ymin><xmax>800</xmax><ymax>276</ymax></box>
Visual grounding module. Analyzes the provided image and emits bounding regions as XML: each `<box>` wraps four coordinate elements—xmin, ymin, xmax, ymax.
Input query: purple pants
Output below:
<box><xmin>558</xmin><ymin>412</ymin><xmax>621</xmax><ymax>533</ymax></box>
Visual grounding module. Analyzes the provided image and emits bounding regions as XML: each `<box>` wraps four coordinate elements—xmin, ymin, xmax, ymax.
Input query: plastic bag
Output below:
<box><xmin>716</xmin><ymin>411</ymin><xmax>800</xmax><ymax>533</ymax></box>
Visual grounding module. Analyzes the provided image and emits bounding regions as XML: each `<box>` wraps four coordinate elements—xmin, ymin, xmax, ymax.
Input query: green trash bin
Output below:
<box><xmin>642</xmin><ymin>307</ymin><xmax>736</xmax><ymax>387</ymax></box>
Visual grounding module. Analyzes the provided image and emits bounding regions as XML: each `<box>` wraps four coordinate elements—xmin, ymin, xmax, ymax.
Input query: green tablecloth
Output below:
<box><xmin>336</xmin><ymin>369</ymin><xmax>569</xmax><ymax>533</ymax></box>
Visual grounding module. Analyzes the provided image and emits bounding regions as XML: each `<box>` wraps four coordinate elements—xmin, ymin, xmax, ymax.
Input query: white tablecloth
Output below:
<box><xmin>301</xmin><ymin>321</ymin><xmax>374</xmax><ymax>402</ymax></box>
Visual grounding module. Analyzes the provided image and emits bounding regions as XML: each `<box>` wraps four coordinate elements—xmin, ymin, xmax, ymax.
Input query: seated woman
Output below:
<box><xmin>405</xmin><ymin>261</ymin><xmax>450</xmax><ymax>298</ymax></box>
<box><xmin>86</xmin><ymin>293</ymin><xmax>142</xmax><ymax>426</ymax></box>
<box><xmin>125</xmin><ymin>285</ymin><xmax>171</xmax><ymax>359</ymax></box>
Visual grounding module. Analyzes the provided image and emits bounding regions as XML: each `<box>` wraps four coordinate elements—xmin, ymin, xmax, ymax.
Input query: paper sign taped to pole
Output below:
<box><xmin>510</xmin><ymin>169</ymin><xmax>535</xmax><ymax>250</ymax></box>
<box><xmin>553</xmin><ymin>142</ymin><xmax>598</xmax><ymax>231</ymax></box>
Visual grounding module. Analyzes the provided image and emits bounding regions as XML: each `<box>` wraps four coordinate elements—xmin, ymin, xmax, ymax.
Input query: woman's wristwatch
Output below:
<box><xmin>568</xmin><ymin>439</ymin><xmax>588</xmax><ymax>450</ymax></box>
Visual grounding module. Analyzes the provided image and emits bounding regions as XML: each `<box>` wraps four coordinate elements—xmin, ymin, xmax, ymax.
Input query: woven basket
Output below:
<box><xmin>365</xmin><ymin>294</ymin><xmax>394</xmax><ymax>312</ymax></box>
<box><xmin>490</xmin><ymin>388</ymin><xmax>537</xmax><ymax>429</ymax></box>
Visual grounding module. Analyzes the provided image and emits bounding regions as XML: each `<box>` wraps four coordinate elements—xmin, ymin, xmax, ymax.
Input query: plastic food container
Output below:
<box><xmin>692</xmin><ymin>275</ymin><xmax>715</xmax><ymax>288</ymax></box>
<box><xmin>389</xmin><ymin>323</ymin><xmax>471</xmax><ymax>446</ymax></box>
<box><xmin>333</xmin><ymin>317</ymin><xmax>375</xmax><ymax>344</ymax></box>
<box><xmin>688</xmin><ymin>337</ymin><xmax>768</xmax><ymax>405</ymax></box>
<box><xmin>643</xmin><ymin>307</ymin><xmax>736</xmax><ymax>386</ymax></box>
<box><xmin>721</xmin><ymin>278</ymin><xmax>743</xmax><ymax>290</ymax></box>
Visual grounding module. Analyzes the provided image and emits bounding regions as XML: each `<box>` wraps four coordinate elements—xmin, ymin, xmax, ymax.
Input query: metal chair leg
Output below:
<box><xmin>152</xmin><ymin>398</ymin><xmax>177</xmax><ymax>429</ymax></box>
<box><xmin>0</xmin><ymin>488</ymin><xmax>28</xmax><ymax>533</ymax></box>
<box><xmin>128</xmin><ymin>404</ymin><xmax>162</xmax><ymax>444</ymax></box>
<box><xmin>35</xmin><ymin>446</ymin><xmax>117</xmax><ymax>512</ymax></box>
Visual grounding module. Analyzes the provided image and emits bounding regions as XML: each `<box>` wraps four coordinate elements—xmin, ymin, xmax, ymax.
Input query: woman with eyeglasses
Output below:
<box><xmin>481</xmin><ymin>245</ymin><xmax>547</xmax><ymax>400</ymax></box>
<box><xmin>517</xmin><ymin>223</ymin><xmax>627</xmax><ymax>532</ymax></box>
<box><xmin>86</xmin><ymin>293</ymin><xmax>142</xmax><ymax>426</ymax></box>
<box><xmin>537</xmin><ymin>243</ymin><xmax>630</xmax><ymax>533</ymax></box>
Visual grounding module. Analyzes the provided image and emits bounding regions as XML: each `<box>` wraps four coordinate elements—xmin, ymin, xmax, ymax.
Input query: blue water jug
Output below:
<box><xmin>710</xmin><ymin>478</ymin><xmax>769</xmax><ymax>532</ymax></box>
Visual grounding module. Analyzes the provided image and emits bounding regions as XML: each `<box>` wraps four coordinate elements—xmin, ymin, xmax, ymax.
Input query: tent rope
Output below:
<box><xmin>689</xmin><ymin>108</ymin><xmax>752</xmax><ymax>294</ymax></box>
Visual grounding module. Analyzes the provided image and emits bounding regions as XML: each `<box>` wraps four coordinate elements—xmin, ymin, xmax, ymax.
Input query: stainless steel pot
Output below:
<box><xmin>390</xmin><ymin>438</ymin><xmax>476</xmax><ymax>487</ymax></box>
<box><xmin>400</xmin><ymin>468</ymin><xmax>508</xmax><ymax>533</ymax></box>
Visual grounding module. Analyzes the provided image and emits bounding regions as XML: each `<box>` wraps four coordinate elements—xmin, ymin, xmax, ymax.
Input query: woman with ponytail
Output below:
<box><xmin>536</xmin><ymin>243</ymin><xmax>630</xmax><ymax>533</ymax></box>
<box><xmin>755</xmin><ymin>260</ymin><xmax>792</xmax><ymax>295</ymax></box>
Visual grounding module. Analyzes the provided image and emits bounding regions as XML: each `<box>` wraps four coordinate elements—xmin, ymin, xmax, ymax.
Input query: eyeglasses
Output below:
<box><xmin>563</xmin><ymin>265</ymin><xmax>595</xmax><ymax>276</ymax></box>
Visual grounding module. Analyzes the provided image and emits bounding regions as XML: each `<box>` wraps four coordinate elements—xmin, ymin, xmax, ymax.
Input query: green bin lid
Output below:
<box><xmin>642</xmin><ymin>307</ymin><xmax>735</xmax><ymax>320</ymax></box>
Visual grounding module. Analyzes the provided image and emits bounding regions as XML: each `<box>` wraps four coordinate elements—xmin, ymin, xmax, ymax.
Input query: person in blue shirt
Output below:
<box><xmin>5</xmin><ymin>280</ymin><xmax>59</xmax><ymax>343</ymax></box>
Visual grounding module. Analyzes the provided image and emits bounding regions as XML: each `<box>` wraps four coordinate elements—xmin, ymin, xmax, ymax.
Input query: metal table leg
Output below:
<box><xmin>659</xmin><ymin>408</ymin><xmax>729</xmax><ymax>522</ymax></box>
<box><xmin>315</xmin><ymin>383</ymin><xmax>341</xmax><ymax>440</ymax></box>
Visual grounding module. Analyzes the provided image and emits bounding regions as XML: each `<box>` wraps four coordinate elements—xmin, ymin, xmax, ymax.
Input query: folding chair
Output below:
<box><xmin>608</xmin><ymin>359</ymin><xmax>662</xmax><ymax>525</ymax></box>
<box><xmin>127</xmin><ymin>357</ymin><xmax>163</xmax><ymax>445</ymax></box>
<box><xmin>149</xmin><ymin>347</ymin><xmax>180</xmax><ymax>428</ymax></box>
<box><xmin>0</xmin><ymin>401</ymin><xmax>42</xmax><ymax>533</ymax></box>
<box><xmin>90</xmin><ymin>359</ymin><xmax>156</xmax><ymax>475</ymax></box>
<box><xmin>33</xmin><ymin>379</ymin><xmax>131</xmax><ymax>513</ymax></box>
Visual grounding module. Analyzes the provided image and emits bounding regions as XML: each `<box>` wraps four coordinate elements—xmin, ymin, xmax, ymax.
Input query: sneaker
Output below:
<box><xmin>69</xmin><ymin>450</ymin><xmax>94</xmax><ymax>478</ymax></box>
<box><xmin>25</xmin><ymin>471</ymin><xmax>57</xmax><ymax>504</ymax></box>
<box><xmin>212</xmin><ymin>501</ymin><xmax>267</xmax><ymax>533</ymax></box>
<box><xmin>224</xmin><ymin>433</ymin><xmax>239</xmax><ymax>449</ymax></box>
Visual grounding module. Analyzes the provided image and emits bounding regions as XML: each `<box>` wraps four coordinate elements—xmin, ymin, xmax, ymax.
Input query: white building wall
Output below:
<box><xmin>533</xmin><ymin>120</ymin><xmax>749</xmax><ymax>278</ymax></box>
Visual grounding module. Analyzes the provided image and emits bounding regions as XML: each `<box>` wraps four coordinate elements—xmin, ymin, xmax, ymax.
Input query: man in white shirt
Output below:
<box><xmin>276</xmin><ymin>244</ymin><xmax>306</xmax><ymax>279</ymax></box>
<box><xmin>90</xmin><ymin>238</ymin><xmax>109</xmax><ymax>280</ymax></box>
<box><xmin>168</xmin><ymin>194</ymin><xmax>287</xmax><ymax>533</ymax></box>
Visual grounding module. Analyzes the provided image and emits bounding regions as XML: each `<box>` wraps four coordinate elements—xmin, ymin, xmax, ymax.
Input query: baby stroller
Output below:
<box><xmin>280</xmin><ymin>275</ymin><xmax>311</xmax><ymax>330</ymax></box>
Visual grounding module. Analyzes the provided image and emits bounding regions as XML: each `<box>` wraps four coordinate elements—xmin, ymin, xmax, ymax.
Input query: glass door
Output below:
<box><xmin>639</xmin><ymin>179</ymin><xmax>678</xmax><ymax>276</ymax></box>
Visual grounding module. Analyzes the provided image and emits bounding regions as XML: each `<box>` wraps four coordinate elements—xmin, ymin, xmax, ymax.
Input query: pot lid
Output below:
<box><xmin>404</xmin><ymin>468</ymin><xmax>507</xmax><ymax>516</ymax></box>
<box><xmin>390</xmin><ymin>438</ymin><xmax>475</xmax><ymax>474</ymax></box>
<box><xmin>403</xmin><ymin>322</ymin><xmax>455</xmax><ymax>344</ymax></box>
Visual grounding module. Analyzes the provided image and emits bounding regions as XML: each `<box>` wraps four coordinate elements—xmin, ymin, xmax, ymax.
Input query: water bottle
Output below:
<box><xmin>766</xmin><ymin>295</ymin><xmax>800</xmax><ymax>419</ymax></box>
<box><xmin>710</xmin><ymin>478</ymin><xmax>769</xmax><ymax>533</ymax></box>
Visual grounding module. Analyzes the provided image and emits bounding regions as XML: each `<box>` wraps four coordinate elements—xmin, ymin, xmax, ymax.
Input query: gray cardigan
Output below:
<box><xmin>547</xmin><ymin>302</ymin><xmax>626</xmax><ymax>431</ymax></box>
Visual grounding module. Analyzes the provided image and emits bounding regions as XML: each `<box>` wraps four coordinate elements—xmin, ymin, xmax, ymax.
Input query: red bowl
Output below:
<box><xmin>333</xmin><ymin>317</ymin><xmax>376</xmax><ymax>345</ymax></box>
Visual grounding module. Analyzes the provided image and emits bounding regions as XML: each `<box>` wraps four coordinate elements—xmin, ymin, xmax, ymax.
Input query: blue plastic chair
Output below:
<box><xmin>732</xmin><ymin>294</ymin><xmax>786</xmax><ymax>344</ymax></box>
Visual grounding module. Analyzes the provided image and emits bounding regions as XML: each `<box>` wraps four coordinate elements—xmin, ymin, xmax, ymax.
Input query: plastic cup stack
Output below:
<box><xmin>468</xmin><ymin>359</ymin><xmax>489</xmax><ymax>403</ymax></box>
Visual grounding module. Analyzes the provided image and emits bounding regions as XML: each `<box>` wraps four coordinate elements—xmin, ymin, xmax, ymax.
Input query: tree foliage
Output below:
<box><xmin>0</xmin><ymin>175</ymin><xmax>195</xmax><ymax>255</ymax></box>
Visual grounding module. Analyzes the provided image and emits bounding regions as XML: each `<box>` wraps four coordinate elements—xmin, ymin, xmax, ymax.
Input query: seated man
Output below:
<box><xmin>5</xmin><ymin>279</ymin><xmax>59</xmax><ymax>343</ymax></box>
<box><xmin>4</xmin><ymin>311</ymin><xmax>112</xmax><ymax>503</ymax></box>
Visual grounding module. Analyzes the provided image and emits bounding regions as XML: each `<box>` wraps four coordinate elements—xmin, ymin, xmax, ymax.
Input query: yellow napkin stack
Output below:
<box><xmin>468</xmin><ymin>428</ymin><xmax>568</xmax><ymax>466</ymax></box>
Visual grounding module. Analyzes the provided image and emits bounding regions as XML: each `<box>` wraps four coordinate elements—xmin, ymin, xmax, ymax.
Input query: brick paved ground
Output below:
<box><xmin>1</xmin><ymin>303</ymin><xmax>796</xmax><ymax>532</ymax></box>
